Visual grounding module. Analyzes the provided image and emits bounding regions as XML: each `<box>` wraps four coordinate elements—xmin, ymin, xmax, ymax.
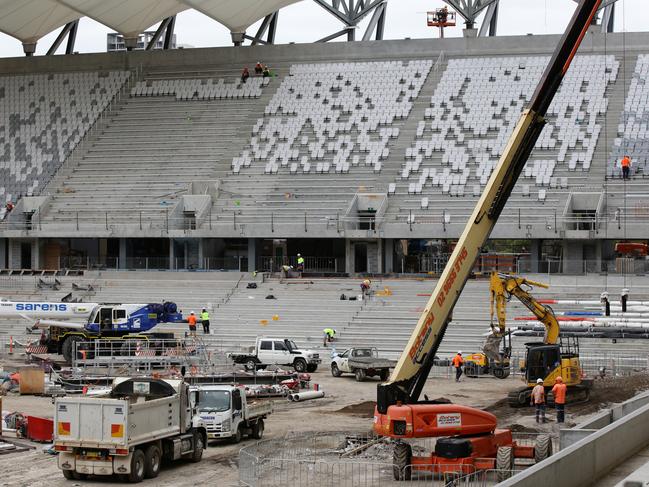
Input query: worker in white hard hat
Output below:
<box><xmin>296</xmin><ymin>253</ymin><xmax>305</xmax><ymax>274</ymax></box>
<box><xmin>452</xmin><ymin>351</ymin><xmax>464</xmax><ymax>382</ymax></box>
<box><xmin>531</xmin><ymin>378</ymin><xmax>546</xmax><ymax>423</ymax></box>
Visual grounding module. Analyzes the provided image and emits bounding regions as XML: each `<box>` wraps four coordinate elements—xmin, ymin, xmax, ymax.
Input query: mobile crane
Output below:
<box><xmin>485</xmin><ymin>272</ymin><xmax>591</xmax><ymax>407</ymax></box>
<box><xmin>0</xmin><ymin>298</ymin><xmax>184</xmax><ymax>363</ymax></box>
<box><xmin>373</xmin><ymin>0</ymin><xmax>603</xmax><ymax>480</ymax></box>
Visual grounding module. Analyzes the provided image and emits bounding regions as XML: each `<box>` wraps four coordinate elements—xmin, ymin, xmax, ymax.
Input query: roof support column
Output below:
<box><xmin>243</xmin><ymin>11</ymin><xmax>280</xmax><ymax>45</ymax></box>
<box><xmin>47</xmin><ymin>20</ymin><xmax>79</xmax><ymax>55</ymax></box>
<box><xmin>22</xmin><ymin>42</ymin><xmax>36</xmax><ymax>56</ymax></box>
<box><xmin>146</xmin><ymin>16</ymin><xmax>174</xmax><ymax>50</ymax></box>
<box><xmin>313</xmin><ymin>0</ymin><xmax>388</xmax><ymax>43</ymax></box>
<box><xmin>164</xmin><ymin>15</ymin><xmax>176</xmax><ymax>49</ymax></box>
<box><xmin>443</xmin><ymin>0</ymin><xmax>498</xmax><ymax>33</ymax></box>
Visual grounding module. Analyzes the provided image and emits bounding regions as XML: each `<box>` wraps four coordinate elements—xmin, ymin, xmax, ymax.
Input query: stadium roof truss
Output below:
<box><xmin>0</xmin><ymin>0</ymin><xmax>305</xmax><ymax>54</ymax></box>
<box><xmin>0</xmin><ymin>0</ymin><xmax>622</xmax><ymax>56</ymax></box>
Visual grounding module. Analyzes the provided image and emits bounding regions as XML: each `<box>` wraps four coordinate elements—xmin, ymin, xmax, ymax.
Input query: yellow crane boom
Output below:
<box><xmin>489</xmin><ymin>271</ymin><xmax>560</xmax><ymax>344</ymax></box>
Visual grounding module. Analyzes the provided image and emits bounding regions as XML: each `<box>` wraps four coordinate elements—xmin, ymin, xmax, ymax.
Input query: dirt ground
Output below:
<box><xmin>1</xmin><ymin>369</ymin><xmax>648</xmax><ymax>486</ymax></box>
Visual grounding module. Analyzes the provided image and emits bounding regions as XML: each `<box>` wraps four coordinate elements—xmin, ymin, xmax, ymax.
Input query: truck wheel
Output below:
<box><xmin>252</xmin><ymin>419</ymin><xmax>265</xmax><ymax>440</ymax></box>
<box><xmin>231</xmin><ymin>425</ymin><xmax>243</xmax><ymax>444</ymax></box>
<box><xmin>534</xmin><ymin>434</ymin><xmax>553</xmax><ymax>463</ymax></box>
<box><xmin>62</xmin><ymin>469</ymin><xmax>75</xmax><ymax>480</ymax></box>
<box><xmin>190</xmin><ymin>431</ymin><xmax>204</xmax><ymax>463</ymax></box>
<box><xmin>380</xmin><ymin>369</ymin><xmax>390</xmax><ymax>381</ymax></box>
<box><xmin>331</xmin><ymin>363</ymin><xmax>343</xmax><ymax>377</ymax></box>
<box><xmin>61</xmin><ymin>336</ymin><xmax>82</xmax><ymax>363</ymax></box>
<box><xmin>144</xmin><ymin>444</ymin><xmax>162</xmax><ymax>478</ymax></box>
<box><xmin>465</xmin><ymin>364</ymin><xmax>478</xmax><ymax>378</ymax></box>
<box><xmin>496</xmin><ymin>446</ymin><xmax>514</xmax><ymax>481</ymax></box>
<box><xmin>306</xmin><ymin>364</ymin><xmax>317</xmax><ymax>373</ymax></box>
<box><xmin>128</xmin><ymin>449</ymin><xmax>146</xmax><ymax>483</ymax></box>
<box><xmin>393</xmin><ymin>442</ymin><xmax>412</xmax><ymax>481</ymax></box>
<box><xmin>354</xmin><ymin>368</ymin><xmax>366</xmax><ymax>382</ymax></box>
<box><xmin>293</xmin><ymin>358</ymin><xmax>307</xmax><ymax>372</ymax></box>
<box><xmin>244</xmin><ymin>358</ymin><xmax>259</xmax><ymax>371</ymax></box>
<box><xmin>493</xmin><ymin>367</ymin><xmax>511</xmax><ymax>379</ymax></box>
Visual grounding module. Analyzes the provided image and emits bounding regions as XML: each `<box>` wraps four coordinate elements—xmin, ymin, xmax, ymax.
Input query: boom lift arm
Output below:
<box><xmin>377</xmin><ymin>0</ymin><xmax>603</xmax><ymax>414</ymax></box>
<box><xmin>489</xmin><ymin>272</ymin><xmax>560</xmax><ymax>344</ymax></box>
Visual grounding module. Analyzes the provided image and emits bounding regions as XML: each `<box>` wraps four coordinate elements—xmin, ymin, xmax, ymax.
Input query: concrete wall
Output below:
<box><xmin>501</xmin><ymin>402</ymin><xmax>649</xmax><ymax>487</ymax></box>
<box><xmin>504</xmin><ymin>392</ymin><xmax>649</xmax><ymax>486</ymax></box>
<box><xmin>2</xmin><ymin>30</ymin><xmax>649</xmax><ymax>76</ymax></box>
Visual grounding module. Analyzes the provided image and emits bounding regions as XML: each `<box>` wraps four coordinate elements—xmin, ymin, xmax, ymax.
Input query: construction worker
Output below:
<box><xmin>323</xmin><ymin>328</ymin><xmax>336</xmax><ymax>347</ymax></box>
<box><xmin>200</xmin><ymin>308</ymin><xmax>210</xmax><ymax>334</ymax></box>
<box><xmin>187</xmin><ymin>311</ymin><xmax>197</xmax><ymax>338</ymax></box>
<box><xmin>360</xmin><ymin>279</ymin><xmax>372</xmax><ymax>296</ymax></box>
<box><xmin>531</xmin><ymin>378</ymin><xmax>546</xmax><ymax>423</ymax></box>
<box><xmin>452</xmin><ymin>351</ymin><xmax>464</xmax><ymax>382</ymax></box>
<box><xmin>552</xmin><ymin>376</ymin><xmax>567</xmax><ymax>423</ymax></box>
<box><xmin>621</xmin><ymin>155</ymin><xmax>631</xmax><ymax>180</ymax></box>
<box><xmin>296</xmin><ymin>253</ymin><xmax>305</xmax><ymax>273</ymax></box>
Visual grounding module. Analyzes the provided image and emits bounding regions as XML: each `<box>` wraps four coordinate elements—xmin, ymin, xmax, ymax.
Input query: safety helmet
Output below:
<box><xmin>457</xmin><ymin>351</ymin><xmax>462</xmax><ymax>355</ymax></box>
<box><xmin>537</xmin><ymin>378</ymin><xmax>543</xmax><ymax>383</ymax></box>
<box><xmin>190</xmin><ymin>311</ymin><xmax>195</xmax><ymax>315</ymax></box>
<box><xmin>297</xmin><ymin>253</ymin><xmax>301</xmax><ymax>256</ymax></box>
<box><xmin>556</xmin><ymin>376</ymin><xmax>563</xmax><ymax>383</ymax></box>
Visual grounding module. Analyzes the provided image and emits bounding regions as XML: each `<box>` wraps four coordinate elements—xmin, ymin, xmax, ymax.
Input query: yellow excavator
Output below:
<box><xmin>487</xmin><ymin>271</ymin><xmax>592</xmax><ymax>407</ymax></box>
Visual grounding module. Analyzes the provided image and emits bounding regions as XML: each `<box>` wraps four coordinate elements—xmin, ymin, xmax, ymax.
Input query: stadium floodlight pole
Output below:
<box><xmin>377</xmin><ymin>0</ymin><xmax>603</xmax><ymax>413</ymax></box>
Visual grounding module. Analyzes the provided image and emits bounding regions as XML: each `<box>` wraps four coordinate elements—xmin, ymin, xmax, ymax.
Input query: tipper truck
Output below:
<box><xmin>54</xmin><ymin>377</ymin><xmax>207</xmax><ymax>483</ymax></box>
<box><xmin>196</xmin><ymin>384</ymin><xmax>272</xmax><ymax>442</ymax></box>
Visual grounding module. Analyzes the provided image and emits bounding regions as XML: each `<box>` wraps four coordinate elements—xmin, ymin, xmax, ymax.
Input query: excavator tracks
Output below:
<box><xmin>508</xmin><ymin>384</ymin><xmax>592</xmax><ymax>408</ymax></box>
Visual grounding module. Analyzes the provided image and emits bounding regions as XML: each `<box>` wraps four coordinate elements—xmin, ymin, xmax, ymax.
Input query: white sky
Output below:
<box><xmin>0</xmin><ymin>0</ymin><xmax>646</xmax><ymax>57</ymax></box>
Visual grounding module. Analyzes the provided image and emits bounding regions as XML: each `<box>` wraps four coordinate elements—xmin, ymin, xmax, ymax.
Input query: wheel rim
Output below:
<box><xmin>152</xmin><ymin>451</ymin><xmax>160</xmax><ymax>472</ymax></box>
<box><xmin>136</xmin><ymin>457</ymin><xmax>144</xmax><ymax>477</ymax></box>
<box><xmin>332</xmin><ymin>365</ymin><xmax>338</xmax><ymax>375</ymax></box>
<box><xmin>246</xmin><ymin>360</ymin><xmax>255</xmax><ymax>370</ymax></box>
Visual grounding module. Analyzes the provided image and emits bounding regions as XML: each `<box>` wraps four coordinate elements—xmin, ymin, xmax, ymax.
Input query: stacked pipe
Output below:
<box><xmin>287</xmin><ymin>390</ymin><xmax>325</xmax><ymax>402</ymax></box>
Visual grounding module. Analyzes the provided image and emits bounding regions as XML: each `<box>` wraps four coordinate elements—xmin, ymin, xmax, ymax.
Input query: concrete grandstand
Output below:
<box><xmin>1</xmin><ymin>31</ymin><xmax>648</xmax><ymax>276</ymax></box>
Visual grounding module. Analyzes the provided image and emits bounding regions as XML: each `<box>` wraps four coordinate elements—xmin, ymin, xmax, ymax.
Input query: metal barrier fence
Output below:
<box><xmin>257</xmin><ymin>256</ymin><xmax>343</xmax><ymax>273</ymax></box>
<box><xmin>70</xmin><ymin>338</ymin><xmax>232</xmax><ymax>375</ymax></box>
<box><xmin>238</xmin><ymin>431</ymin><xmax>524</xmax><ymax>487</ymax></box>
<box><xmin>424</xmin><ymin>351</ymin><xmax>649</xmax><ymax>380</ymax></box>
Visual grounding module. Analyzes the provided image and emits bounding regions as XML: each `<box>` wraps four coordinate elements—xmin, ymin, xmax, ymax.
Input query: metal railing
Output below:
<box><xmin>71</xmin><ymin>338</ymin><xmax>229</xmax><ymax>375</ymax></box>
<box><xmin>1</xmin><ymin>209</ymin><xmax>630</xmax><ymax>234</ymax></box>
<box><xmin>239</xmin><ymin>431</ymin><xmax>520</xmax><ymax>487</ymax></box>
<box><xmin>257</xmin><ymin>256</ymin><xmax>342</xmax><ymax>273</ymax></box>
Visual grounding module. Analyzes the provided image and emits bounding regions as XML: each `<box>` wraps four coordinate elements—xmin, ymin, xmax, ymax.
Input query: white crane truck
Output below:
<box><xmin>54</xmin><ymin>377</ymin><xmax>207</xmax><ymax>483</ymax></box>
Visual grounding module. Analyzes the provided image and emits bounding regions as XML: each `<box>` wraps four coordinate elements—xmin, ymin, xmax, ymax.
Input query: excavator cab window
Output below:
<box><xmin>525</xmin><ymin>344</ymin><xmax>560</xmax><ymax>383</ymax></box>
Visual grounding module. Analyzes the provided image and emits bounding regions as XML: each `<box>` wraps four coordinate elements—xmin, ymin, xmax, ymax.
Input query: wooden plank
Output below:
<box><xmin>19</xmin><ymin>367</ymin><xmax>44</xmax><ymax>395</ymax></box>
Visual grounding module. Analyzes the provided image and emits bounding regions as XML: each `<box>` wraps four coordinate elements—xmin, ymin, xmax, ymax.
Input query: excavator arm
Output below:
<box><xmin>490</xmin><ymin>272</ymin><xmax>560</xmax><ymax>344</ymax></box>
<box><xmin>377</xmin><ymin>0</ymin><xmax>602</xmax><ymax>415</ymax></box>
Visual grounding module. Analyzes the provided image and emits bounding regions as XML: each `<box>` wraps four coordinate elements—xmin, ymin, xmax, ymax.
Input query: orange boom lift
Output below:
<box><xmin>374</xmin><ymin>0</ymin><xmax>603</xmax><ymax>480</ymax></box>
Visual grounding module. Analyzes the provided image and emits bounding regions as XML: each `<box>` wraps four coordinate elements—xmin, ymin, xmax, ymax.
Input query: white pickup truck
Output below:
<box><xmin>331</xmin><ymin>347</ymin><xmax>396</xmax><ymax>382</ymax></box>
<box><xmin>230</xmin><ymin>337</ymin><xmax>321</xmax><ymax>372</ymax></box>
<box><xmin>196</xmin><ymin>385</ymin><xmax>272</xmax><ymax>442</ymax></box>
<box><xmin>54</xmin><ymin>378</ymin><xmax>207</xmax><ymax>483</ymax></box>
